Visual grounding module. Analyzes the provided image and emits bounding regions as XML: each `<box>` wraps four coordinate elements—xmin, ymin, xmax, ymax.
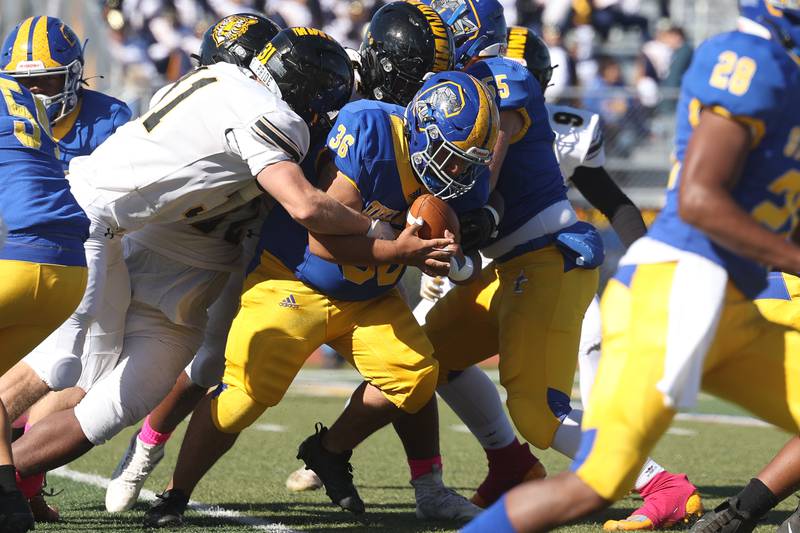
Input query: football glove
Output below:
<box><xmin>459</xmin><ymin>205</ymin><xmax>500</xmax><ymax>254</ymax></box>
<box><xmin>419</xmin><ymin>275</ymin><xmax>445</xmax><ymax>302</ymax></box>
<box><xmin>554</xmin><ymin>221</ymin><xmax>605</xmax><ymax>269</ymax></box>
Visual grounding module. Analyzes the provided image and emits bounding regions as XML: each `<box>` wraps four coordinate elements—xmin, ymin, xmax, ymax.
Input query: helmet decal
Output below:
<box><xmin>416</xmin><ymin>81</ymin><xmax>465</xmax><ymax>119</ymax></box>
<box><xmin>211</xmin><ymin>15</ymin><xmax>259</xmax><ymax>46</ymax></box>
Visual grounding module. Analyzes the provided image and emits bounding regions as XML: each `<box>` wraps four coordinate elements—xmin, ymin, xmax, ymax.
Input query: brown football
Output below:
<box><xmin>406</xmin><ymin>194</ymin><xmax>460</xmax><ymax>241</ymax></box>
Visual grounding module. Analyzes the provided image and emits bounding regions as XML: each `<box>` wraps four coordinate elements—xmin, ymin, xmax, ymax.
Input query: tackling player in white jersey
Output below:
<box><xmin>406</xmin><ymin>26</ymin><xmax>701</xmax><ymax>530</ymax></box>
<box><xmin>7</xmin><ymin>23</ymin><xmax>456</xmax><ymax>513</ymax></box>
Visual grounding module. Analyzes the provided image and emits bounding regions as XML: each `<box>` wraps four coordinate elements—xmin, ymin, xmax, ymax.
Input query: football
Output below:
<box><xmin>406</xmin><ymin>194</ymin><xmax>460</xmax><ymax>241</ymax></box>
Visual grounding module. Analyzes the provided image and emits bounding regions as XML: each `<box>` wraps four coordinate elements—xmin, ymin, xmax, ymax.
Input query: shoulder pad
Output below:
<box><xmin>326</xmin><ymin>101</ymin><xmax>389</xmax><ymax>189</ymax></box>
<box><xmin>684</xmin><ymin>32</ymin><xmax>788</xmax><ymax>124</ymax></box>
<box><xmin>466</xmin><ymin>56</ymin><xmax>538</xmax><ymax>112</ymax></box>
<box><xmin>250</xmin><ymin>106</ymin><xmax>310</xmax><ymax>163</ymax></box>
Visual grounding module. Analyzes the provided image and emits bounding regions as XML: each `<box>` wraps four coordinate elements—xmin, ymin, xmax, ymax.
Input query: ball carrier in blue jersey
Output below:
<box><xmin>463</xmin><ymin>0</ymin><xmax>800</xmax><ymax>530</ymax></box>
<box><xmin>139</xmin><ymin>70</ymin><xmax>499</xmax><ymax>527</ymax></box>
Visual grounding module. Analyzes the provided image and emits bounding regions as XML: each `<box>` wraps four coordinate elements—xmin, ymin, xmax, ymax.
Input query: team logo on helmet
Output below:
<box><xmin>417</xmin><ymin>81</ymin><xmax>465</xmax><ymax>119</ymax></box>
<box><xmin>59</xmin><ymin>23</ymin><xmax>77</xmax><ymax>47</ymax></box>
<box><xmin>407</xmin><ymin>0</ymin><xmax>453</xmax><ymax>72</ymax></box>
<box><xmin>429</xmin><ymin>0</ymin><xmax>479</xmax><ymax>40</ymax></box>
<box><xmin>211</xmin><ymin>15</ymin><xmax>258</xmax><ymax>46</ymax></box>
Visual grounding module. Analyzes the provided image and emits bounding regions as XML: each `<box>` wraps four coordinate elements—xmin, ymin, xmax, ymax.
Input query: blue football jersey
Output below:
<box><xmin>0</xmin><ymin>73</ymin><xmax>89</xmax><ymax>266</ymax></box>
<box><xmin>52</xmin><ymin>88</ymin><xmax>131</xmax><ymax>169</ymax></box>
<box><xmin>466</xmin><ymin>57</ymin><xmax>569</xmax><ymax>258</ymax></box>
<box><xmin>262</xmin><ymin>99</ymin><xmax>487</xmax><ymax>301</ymax></box>
<box><xmin>648</xmin><ymin>30</ymin><xmax>800</xmax><ymax>297</ymax></box>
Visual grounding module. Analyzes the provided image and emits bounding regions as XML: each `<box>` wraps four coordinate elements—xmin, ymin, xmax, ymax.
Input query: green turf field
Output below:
<box><xmin>33</xmin><ymin>369</ymin><xmax>796</xmax><ymax>532</ymax></box>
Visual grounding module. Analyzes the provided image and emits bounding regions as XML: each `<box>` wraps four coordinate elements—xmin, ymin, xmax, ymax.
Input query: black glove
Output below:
<box><xmin>459</xmin><ymin>206</ymin><xmax>499</xmax><ymax>254</ymax></box>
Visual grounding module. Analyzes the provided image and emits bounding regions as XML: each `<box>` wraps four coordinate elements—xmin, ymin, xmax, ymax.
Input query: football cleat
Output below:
<box><xmin>106</xmin><ymin>430</ymin><xmax>165</xmax><ymax>512</ymax></box>
<box><xmin>689</xmin><ymin>497</ymin><xmax>759</xmax><ymax>533</ymax></box>
<box><xmin>777</xmin><ymin>499</ymin><xmax>800</xmax><ymax>533</ymax></box>
<box><xmin>28</xmin><ymin>491</ymin><xmax>60</xmax><ymax>522</ymax></box>
<box><xmin>286</xmin><ymin>466</ymin><xmax>323</xmax><ymax>492</ymax></box>
<box><xmin>470</xmin><ymin>441</ymin><xmax>547</xmax><ymax>508</ymax></box>
<box><xmin>143</xmin><ymin>489</ymin><xmax>189</xmax><ymax>529</ymax></box>
<box><xmin>604</xmin><ymin>472</ymin><xmax>703</xmax><ymax>530</ymax></box>
<box><xmin>296</xmin><ymin>423</ymin><xmax>365</xmax><ymax>515</ymax></box>
<box><xmin>0</xmin><ymin>487</ymin><xmax>34</xmax><ymax>533</ymax></box>
<box><xmin>412</xmin><ymin>465</ymin><xmax>481</xmax><ymax>521</ymax></box>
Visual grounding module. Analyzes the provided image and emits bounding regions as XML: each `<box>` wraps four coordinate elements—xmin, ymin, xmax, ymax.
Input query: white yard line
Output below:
<box><xmin>254</xmin><ymin>423</ymin><xmax>288</xmax><ymax>432</ymax></box>
<box><xmin>675</xmin><ymin>412</ymin><xmax>773</xmax><ymax>428</ymax></box>
<box><xmin>50</xmin><ymin>466</ymin><xmax>298</xmax><ymax>532</ymax></box>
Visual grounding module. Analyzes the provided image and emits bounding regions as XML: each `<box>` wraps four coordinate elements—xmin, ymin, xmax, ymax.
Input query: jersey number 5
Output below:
<box><xmin>709</xmin><ymin>51</ymin><xmax>756</xmax><ymax>97</ymax></box>
<box><xmin>0</xmin><ymin>77</ymin><xmax>47</xmax><ymax>150</ymax></box>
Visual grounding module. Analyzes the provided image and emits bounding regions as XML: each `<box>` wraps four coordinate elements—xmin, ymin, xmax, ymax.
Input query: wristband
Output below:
<box><xmin>483</xmin><ymin>205</ymin><xmax>500</xmax><ymax>238</ymax></box>
<box><xmin>448</xmin><ymin>255</ymin><xmax>474</xmax><ymax>281</ymax></box>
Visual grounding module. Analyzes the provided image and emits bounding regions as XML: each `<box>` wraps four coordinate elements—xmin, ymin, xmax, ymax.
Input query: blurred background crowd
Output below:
<box><xmin>0</xmin><ymin>0</ymin><xmax>738</xmax><ymax>211</ymax></box>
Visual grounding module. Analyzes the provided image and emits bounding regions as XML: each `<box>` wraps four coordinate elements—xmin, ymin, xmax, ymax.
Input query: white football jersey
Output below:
<box><xmin>67</xmin><ymin>62</ymin><xmax>309</xmax><ymax>236</ymax></box>
<box><xmin>546</xmin><ymin>104</ymin><xmax>606</xmax><ymax>183</ymax></box>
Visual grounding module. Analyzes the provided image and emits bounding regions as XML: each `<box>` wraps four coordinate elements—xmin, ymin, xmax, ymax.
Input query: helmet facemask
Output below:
<box><xmin>12</xmin><ymin>58</ymin><xmax>83</xmax><ymax>124</ymax></box>
<box><xmin>409</xmin><ymin>103</ymin><xmax>491</xmax><ymax>201</ymax></box>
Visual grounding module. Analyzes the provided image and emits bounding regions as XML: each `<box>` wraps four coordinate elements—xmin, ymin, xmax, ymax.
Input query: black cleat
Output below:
<box><xmin>690</xmin><ymin>497</ymin><xmax>758</xmax><ymax>533</ymax></box>
<box><xmin>144</xmin><ymin>489</ymin><xmax>189</xmax><ymax>528</ymax></box>
<box><xmin>297</xmin><ymin>423</ymin><xmax>365</xmax><ymax>515</ymax></box>
<box><xmin>0</xmin><ymin>488</ymin><xmax>34</xmax><ymax>533</ymax></box>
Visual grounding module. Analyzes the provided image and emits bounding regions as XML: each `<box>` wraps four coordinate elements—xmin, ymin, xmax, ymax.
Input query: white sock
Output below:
<box><xmin>437</xmin><ymin>365</ymin><xmax>516</xmax><ymax>450</ymax></box>
<box><xmin>634</xmin><ymin>458</ymin><xmax>666</xmax><ymax>491</ymax></box>
<box><xmin>551</xmin><ymin>408</ymin><xmax>584</xmax><ymax>458</ymax></box>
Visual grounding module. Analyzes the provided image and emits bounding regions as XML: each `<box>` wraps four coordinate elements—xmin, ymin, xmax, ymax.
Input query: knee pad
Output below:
<box><xmin>24</xmin><ymin>349</ymin><xmax>82</xmax><ymax>391</ymax></box>
<box><xmin>507</xmin><ymin>388</ymin><xmax>572</xmax><ymax>450</ymax></box>
<box><xmin>210</xmin><ymin>383</ymin><xmax>267</xmax><ymax>433</ymax></box>
<box><xmin>398</xmin><ymin>363</ymin><xmax>438</xmax><ymax>414</ymax></box>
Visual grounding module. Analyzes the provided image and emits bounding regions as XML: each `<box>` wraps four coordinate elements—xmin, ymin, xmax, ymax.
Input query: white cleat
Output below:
<box><xmin>411</xmin><ymin>465</ymin><xmax>482</xmax><ymax>521</ymax></box>
<box><xmin>105</xmin><ymin>431</ymin><xmax>165</xmax><ymax>512</ymax></box>
<box><xmin>285</xmin><ymin>466</ymin><xmax>323</xmax><ymax>492</ymax></box>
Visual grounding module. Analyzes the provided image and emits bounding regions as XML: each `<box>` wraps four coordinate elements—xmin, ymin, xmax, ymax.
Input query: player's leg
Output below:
<box><xmin>422</xmin><ymin>262</ymin><xmax>545</xmax><ymax>507</ymax></box>
<box><xmin>106</xmin><ymin>267</ymin><xmax>242</xmax><ymax>512</ymax></box>
<box><xmin>464</xmin><ymin>262</ymin><xmax>689</xmax><ymax>532</ymax></box>
<box><xmin>0</xmin><ymin>260</ymin><xmax>87</xmax><ymax>532</ymax></box>
<box><xmin>146</xmin><ymin>256</ymin><xmax>327</xmax><ymax>527</ymax></box>
<box><xmin>691</xmin><ymin>294</ymin><xmax>800</xmax><ymax>533</ymax></box>
<box><xmin>570</xmin><ymin>296</ymin><xmax>701</xmax><ymax>531</ymax></box>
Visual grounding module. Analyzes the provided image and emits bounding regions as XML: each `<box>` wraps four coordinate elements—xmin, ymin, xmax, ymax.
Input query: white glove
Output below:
<box><xmin>419</xmin><ymin>275</ymin><xmax>445</xmax><ymax>302</ymax></box>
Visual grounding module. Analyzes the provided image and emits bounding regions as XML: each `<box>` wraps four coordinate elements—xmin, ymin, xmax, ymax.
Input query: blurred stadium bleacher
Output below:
<box><xmin>0</xmin><ymin>0</ymin><xmax>738</xmax><ymax>208</ymax></box>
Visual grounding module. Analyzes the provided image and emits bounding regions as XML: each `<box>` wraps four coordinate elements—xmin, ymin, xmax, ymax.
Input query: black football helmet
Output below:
<box><xmin>359</xmin><ymin>1</ymin><xmax>455</xmax><ymax>105</ymax></box>
<box><xmin>249</xmin><ymin>27</ymin><xmax>354</xmax><ymax>132</ymax></box>
<box><xmin>199</xmin><ymin>13</ymin><xmax>281</xmax><ymax>67</ymax></box>
<box><xmin>504</xmin><ymin>26</ymin><xmax>554</xmax><ymax>92</ymax></box>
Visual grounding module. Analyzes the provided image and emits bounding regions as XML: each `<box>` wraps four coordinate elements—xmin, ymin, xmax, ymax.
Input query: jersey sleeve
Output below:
<box><xmin>110</xmin><ymin>100</ymin><xmax>133</xmax><ymax>132</ymax></box>
<box><xmin>683</xmin><ymin>34</ymin><xmax>787</xmax><ymax>141</ymax></box>
<box><xmin>326</xmin><ymin>105</ymin><xmax>379</xmax><ymax>195</ymax></box>
<box><xmin>226</xmin><ymin>108</ymin><xmax>310</xmax><ymax>176</ymax></box>
<box><xmin>465</xmin><ymin>58</ymin><xmax>537</xmax><ymax>112</ymax></box>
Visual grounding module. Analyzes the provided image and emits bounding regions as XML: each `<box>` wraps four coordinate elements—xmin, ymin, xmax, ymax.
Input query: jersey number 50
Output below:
<box><xmin>342</xmin><ymin>263</ymin><xmax>404</xmax><ymax>286</ymax></box>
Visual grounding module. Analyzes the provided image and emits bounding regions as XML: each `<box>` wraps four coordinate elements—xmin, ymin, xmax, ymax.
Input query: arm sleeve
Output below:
<box><xmin>571</xmin><ymin>165</ymin><xmax>647</xmax><ymax>248</ymax></box>
<box><xmin>226</xmin><ymin>109</ymin><xmax>311</xmax><ymax>176</ymax></box>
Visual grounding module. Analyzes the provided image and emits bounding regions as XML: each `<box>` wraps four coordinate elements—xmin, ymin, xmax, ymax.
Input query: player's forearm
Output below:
<box><xmin>681</xmin><ymin>184</ymin><xmax>800</xmax><ymax>272</ymax></box>
<box><xmin>571</xmin><ymin>166</ymin><xmax>646</xmax><ymax>249</ymax></box>
<box><xmin>308</xmin><ymin>234</ymin><xmax>398</xmax><ymax>265</ymax></box>
<box><xmin>297</xmin><ymin>188</ymin><xmax>371</xmax><ymax>235</ymax></box>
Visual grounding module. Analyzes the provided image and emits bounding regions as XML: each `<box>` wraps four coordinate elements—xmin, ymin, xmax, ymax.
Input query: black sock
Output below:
<box><xmin>737</xmin><ymin>478</ymin><xmax>779</xmax><ymax>518</ymax></box>
<box><xmin>0</xmin><ymin>465</ymin><xmax>17</xmax><ymax>494</ymax></box>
